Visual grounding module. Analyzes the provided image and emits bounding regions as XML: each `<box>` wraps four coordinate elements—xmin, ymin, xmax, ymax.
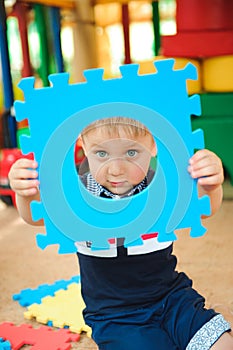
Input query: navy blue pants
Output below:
<box><xmin>85</xmin><ymin>287</ymin><xmax>218</xmax><ymax>350</ymax></box>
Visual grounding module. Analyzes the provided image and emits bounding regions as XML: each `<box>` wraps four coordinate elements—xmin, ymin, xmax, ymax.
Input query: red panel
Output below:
<box><xmin>161</xmin><ymin>31</ymin><xmax>233</xmax><ymax>58</ymax></box>
<box><xmin>0</xmin><ymin>323</ymin><xmax>80</xmax><ymax>350</ymax></box>
<box><xmin>176</xmin><ymin>0</ymin><xmax>233</xmax><ymax>31</ymax></box>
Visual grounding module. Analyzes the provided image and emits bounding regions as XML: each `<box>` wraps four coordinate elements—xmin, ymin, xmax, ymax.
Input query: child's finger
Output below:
<box><xmin>188</xmin><ymin>150</ymin><xmax>223</xmax><ymax>178</ymax></box>
<box><xmin>189</xmin><ymin>149</ymin><xmax>219</xmax><ymax>170</ymax></box>
<box><xmin>189</xmin><ymin>149</ymin><xmax>211</xmax><ymax>164</ymax></box>
<box><xmin>18</xmin><ymin>158</ymin><xmax>38</xmax><ymax>170</ymax></box>
<box><xmin>9</xmin><ymin>160</ymin><xmax>38</xmax><ymax>180</ymax></box>
<box><xmin>15</xmin><ymin>186</ymin><xmax>39</xmax><ymax>197</ymax></box>
<box><xmin>11</xmin><ymin>178</ymin><xmax>39</xmax><ymax>190</ymax></box>
<box><xmin>8</xmin><ymin>158</ymin><xmax>39</xmax><ymax>196</ymax></box>
<box><xmin>17</xmin><ymin>168</ymin><xmax>38</xmax><ymax>180</ymax></box>
<box><xmin>198</xmin><ymin>173</ymin><xmax>223</xmax><ymax>187</ymax></box>
<box><xmin>188</xmin><ymin>163</ymin><xmax>222</xmax><ymax>179</ymax></box>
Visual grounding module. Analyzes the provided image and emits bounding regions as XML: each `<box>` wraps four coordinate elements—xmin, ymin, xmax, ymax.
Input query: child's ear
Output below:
<box><xmin>78</xmin><ymin>136</ymin><xmax>87</xmax><ymax>156</ymax></box>
<box><xmin>151</xmin><ymin>141</ymin><xmax>157</xmax><ymax>157</ymax></box>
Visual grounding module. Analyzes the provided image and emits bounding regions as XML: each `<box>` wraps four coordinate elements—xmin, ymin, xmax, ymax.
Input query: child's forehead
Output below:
<box><xmin>83</xmin><ymin>123</ymin><xmax>152</xmax><ymax>140</ymax></box>
<box><xmin>82</xmin><ymin>126</ymin><xmax>156</xmax><ymax>151</ymax></box>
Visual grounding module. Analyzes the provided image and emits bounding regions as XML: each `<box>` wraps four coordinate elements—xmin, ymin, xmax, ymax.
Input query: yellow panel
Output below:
<box><xmin>203</xmin><ymin>55</ymin><xmax>233</xmax><ymax>92</ymax></box>
<box><xmin>24</xmin><ymin>283</ymin><xmax>92</xmax><ymax>336</ymax></box>
<box><xmin>137</xmin><ymin>57</ymin><xmax>202</xmax><ymax>95</ymax></box>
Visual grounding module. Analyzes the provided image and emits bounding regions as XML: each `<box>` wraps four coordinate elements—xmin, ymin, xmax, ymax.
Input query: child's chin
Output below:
<box><xmin>111</xmin><ymin>188</ymin><xmax>132</xmax><ymax>196</ymax></box>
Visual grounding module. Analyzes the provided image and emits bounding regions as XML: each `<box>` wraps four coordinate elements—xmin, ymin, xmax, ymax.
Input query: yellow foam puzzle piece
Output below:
<box><xmin>24</xmin><ymin>283</ymin><xmax>92</xmax><ymax>337</ymax></box>
<box><xmin>203</xmin><ymin>55</ymin><xmax>233</xmax><ymax>92</ymax></box>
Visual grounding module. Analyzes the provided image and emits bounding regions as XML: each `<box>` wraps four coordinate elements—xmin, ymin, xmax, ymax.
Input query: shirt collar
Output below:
<box><xmin>86</xmin><ymin>173</ymin><xmax>148</xmax><ymax>199</ymax></box>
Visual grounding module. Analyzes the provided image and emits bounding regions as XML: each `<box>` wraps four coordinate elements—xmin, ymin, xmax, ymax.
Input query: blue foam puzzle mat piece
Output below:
<box><xmin>13</xmin><ymin>276</ymin><xmax>80</xmax><ymax>307</ymax></box>
<box><xmin>0</xmin><ymin>338</ymin><xmax>11</xmax><ymax>350</ymax></box>
<box><xmin>14</xmin><ymin>59</ymin><xmax>211</xmax><ymax>253</ymax></box>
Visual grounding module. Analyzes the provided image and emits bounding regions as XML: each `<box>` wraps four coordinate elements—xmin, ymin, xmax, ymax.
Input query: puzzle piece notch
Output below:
<box><xmin>48</xmin><ymin>72</ymin><xmax>70</xmax><ymax>88</ymax></box>
<box><xmin>119</xmin><ymin>63</ymin><xmax>140</xmax><ymax>77</ymax></box>
<box><xmin>0</xmin><ymin>323</ymin><xmax>80</xmax><ymax>350</ymax></box>
<box><xmin>188</xmin><ymin>94</ymin><xmax>201</xmax><ymax>117</ymax></box>
<box><xmin>24</xmin><ymin>283</ymin><xmax>92</xmax><ymax>337</ymax></box>
<box><xmin>30</xmin><ymin>203</ymin><xmax>79</xmax><ymax>254</ymax></box>
<box><xmin>158</xmin><ymin>185</ymin><xmax>211</xmax><ymax>242</ymax></box>
<box><xmin>13</xmin><ymin>276</ymin><xmax>80</xmax><ymax>307</ymax></box>
<box><xmin>14</xmin><ymin>59</ymin><xmax>210</xmax><ymax>253</ymax></box>
<box><xmin>13</xmin><ymin>101</ymin><xmax>29</xmax><ymax>125</ymax></box>
<box><xmin>36</xmin><ymin>231</ymin><xmax>78</xmax><ymax>254</ymax></box>
<box><xmin>152</xmin><ymin>59</ymin><xmax>198</xmax><ymax>84</ymax></box>
<box><xmin>18</xmin><ymin>135</ymin><xmax>33</xmax><ymax>156</ymax></box>
<box><xmin>189</xmin><ymin>195</ymin><xmax>211</xmax><ymax>238</ymax></box>
<box><xmin>17</xmin><ymin>77</ymin><xmax>36</xmax><ymax>100</ymax></box>
<box><xmin>83</xmin><ymin>68</ymin><xmax>104</xmax><ymax>82</ymax></box>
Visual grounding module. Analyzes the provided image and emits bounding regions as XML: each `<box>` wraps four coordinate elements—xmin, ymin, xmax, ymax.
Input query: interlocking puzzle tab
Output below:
<box><xmin>0</xmin><ymin>323</ymin><xmax>80</xmax><ymax>350</ymax></box>
<box><xmin>14</xmin><ymin>59</ymin><xmax>210</xmax><ymax>253</ymax></box>
<box><xmin>13</xmin><ymin>276</ymin><xmax>80</xmax><ymax>307</ymax></box>
<box><xmin>24</xmin><ymin>283</ymin><xmax>92</xmax><ymax>337</ymax></box>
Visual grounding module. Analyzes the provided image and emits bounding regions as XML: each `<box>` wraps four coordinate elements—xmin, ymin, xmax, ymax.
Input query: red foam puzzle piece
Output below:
<box><xmin>0</xmin><ymin>323</ymin><xmax>80</xmax><ymax>350</ymax></box>
<box><xmin>161</xmin><ymin>31</ymin><xmax>233</xmax><ymax>58</ymax></box>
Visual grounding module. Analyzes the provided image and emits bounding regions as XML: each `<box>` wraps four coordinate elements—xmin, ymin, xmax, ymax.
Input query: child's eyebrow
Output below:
<box><xmin>88</xmin><ymin>139</ymin><xmax>146</xmax><ymax>149</ymax></box>
<box><xmin>88</xmin><ymin>142</ymin><xmax>109</xmax><ymax>149</ymax></box>
<box><xmin>122</xmin><ymin>140</ymin><xmax>145</xmax><ymax>148</ymax></box>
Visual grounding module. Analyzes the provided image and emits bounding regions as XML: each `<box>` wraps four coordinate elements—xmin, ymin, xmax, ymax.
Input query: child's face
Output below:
<box><xmin>81</xmin><ymin>127</ymin><xmax>156</xmax><ymax>195</ymax></box>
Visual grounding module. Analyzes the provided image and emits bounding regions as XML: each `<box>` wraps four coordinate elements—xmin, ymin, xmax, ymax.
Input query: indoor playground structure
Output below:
<box><xmin>1</xmin><ymin>0</ymin><xmax>233</xmax><ymax>209</ymax></box>
<box><xmin>0</xmin><ymin>1</ymin><xmax>233</xmax><ymax>349</ymax></box>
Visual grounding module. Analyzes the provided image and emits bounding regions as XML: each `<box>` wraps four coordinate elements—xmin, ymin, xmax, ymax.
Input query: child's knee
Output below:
<box><xmin>211</xmin><ymin>331</ymin><xmax>233</xmax><ymax>350</ymax></box>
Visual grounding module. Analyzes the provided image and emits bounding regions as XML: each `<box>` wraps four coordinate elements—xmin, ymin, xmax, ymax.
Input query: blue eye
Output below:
<box><xmin>127</xmin><ymin>150</ymin><xmax>137</xmax><ymax>157</ymax></box>
<box><xmin>96</xmin><ymin>151</ymin><xmax>108</xmax><ymax>158</ymax></box>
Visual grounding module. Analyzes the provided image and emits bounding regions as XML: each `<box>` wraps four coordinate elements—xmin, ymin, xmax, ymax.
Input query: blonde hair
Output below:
<box><xmin>81</xmin><ymin>117</ymin><xmax>151</xmax><ymax>139</ymax></box>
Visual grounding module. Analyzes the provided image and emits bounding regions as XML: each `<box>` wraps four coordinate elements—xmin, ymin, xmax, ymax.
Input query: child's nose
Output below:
<box><xmin>107</xmin><ymin>158</ymin><xmax>125</xmax><ymax>176</ymax></box>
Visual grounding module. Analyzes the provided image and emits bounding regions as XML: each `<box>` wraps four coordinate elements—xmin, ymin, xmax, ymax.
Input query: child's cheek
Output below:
<box><xmin>92</xmin><ymin>165</ymin><xmax>106</xmax><ymax>184</ymax></box>
<box><xmin>129</xmin><ymin>165</ymin><xmax>147</xmax><ymax>184</ymax></box>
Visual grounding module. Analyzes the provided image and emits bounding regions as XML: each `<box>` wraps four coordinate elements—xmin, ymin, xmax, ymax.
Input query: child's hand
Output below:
<box><xmin>188</xmin><ymin>149</ymin><xmax>224</xmax><ymax>193</ymax></box>
<box><xmin>8</xmin><ymin>158</ymin><xmax>40</xmax><ymax>197</ymax></box>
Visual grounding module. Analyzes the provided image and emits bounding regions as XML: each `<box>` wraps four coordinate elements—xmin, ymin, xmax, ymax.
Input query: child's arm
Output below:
<box><xmin>8</xmin><ymin>158</ymin><xmax>44</xmax><ymax>226</ymax></box>
<box><xmin>188</xmin><ymin>149</ymin><xmax>224</xmax><ymax>217</ymax></box>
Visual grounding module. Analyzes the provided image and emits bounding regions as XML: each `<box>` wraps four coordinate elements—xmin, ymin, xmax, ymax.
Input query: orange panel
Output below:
<box><xmin>19</xmin><ymin>0</ymin><xmax>75</xmax><ymax>9</ymax></box>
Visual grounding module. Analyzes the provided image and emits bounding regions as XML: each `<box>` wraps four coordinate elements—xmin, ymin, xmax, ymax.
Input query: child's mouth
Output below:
<box><xmin>109</xmin><ymin>181</ymin><xmax>125</xmax><ymax>187</ymax></box>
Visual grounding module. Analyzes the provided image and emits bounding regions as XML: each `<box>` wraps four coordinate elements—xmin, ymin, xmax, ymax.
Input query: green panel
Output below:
<box><xmin>200</xmin><ymin>93</ymin><xmax>233</xmax><ymax>118</ymax></box>
<box><xmin>192</xmin><ymin>116</ymin><xmax>233</xmax><ymax>185</ymax></box>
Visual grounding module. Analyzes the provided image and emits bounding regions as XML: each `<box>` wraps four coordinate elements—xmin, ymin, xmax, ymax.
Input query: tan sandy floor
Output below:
<box><xmin>0</xmin><ymin>198</ymin><xmax>232</xmax><ymax>349</ymax></box>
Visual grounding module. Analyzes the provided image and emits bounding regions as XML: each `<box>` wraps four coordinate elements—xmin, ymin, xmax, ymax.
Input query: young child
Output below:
<box><xmin>9</xmin><ymin>117</ymin><xmax>233</xmax><ymax>350</ymax></box>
